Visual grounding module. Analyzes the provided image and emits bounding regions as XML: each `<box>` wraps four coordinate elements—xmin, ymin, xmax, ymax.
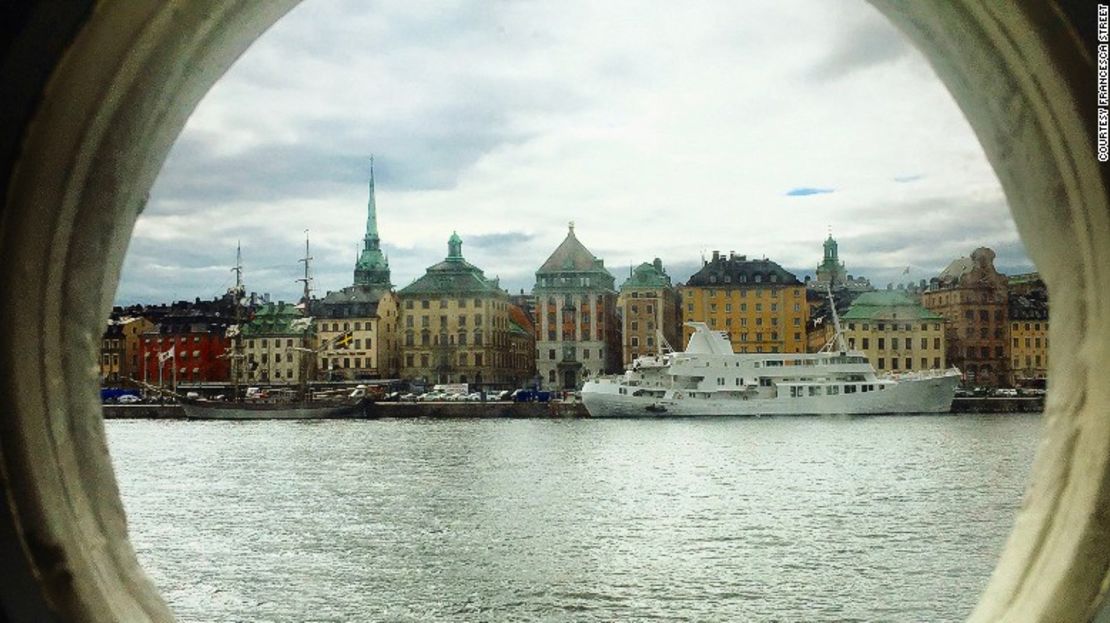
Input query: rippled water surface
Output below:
<box><xmin>107</xmin><ymin>414</ymin><xmax>1041</xmax><ymax>622</ymax></box>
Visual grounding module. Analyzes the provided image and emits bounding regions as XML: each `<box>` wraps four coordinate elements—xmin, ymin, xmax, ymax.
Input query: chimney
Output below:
<box><xmin>712</xmin><ymin>250</ymin><xmax>720</xmax><ymax>263</ymax></box>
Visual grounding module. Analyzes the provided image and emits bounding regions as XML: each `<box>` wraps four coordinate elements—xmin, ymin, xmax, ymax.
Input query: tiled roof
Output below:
<box><xmin>508</xmin><ymin>304</ymin><xmax>535</xmax><ymax>334</ymax></box>
<box><xmin>537</xmin><ymin>227</ymin><xmax>612</xmax><ymax>276</ymax></box>
<box><xmin>399</xmin><ymin>234</ymin><xmax>504</xmax><ymax>296</ymax></box>
<box><xmin>841</xmin><ymin>290</ymin><xmax>944</xmax><ymax>321</ymax></box>
<box><xmin>620</xmin><ymin>259</ymin><xmax>672</xmax><ymax>290</ymax></box>
<box><xmin>313</xmin><ymin>285</ymin><xmax>390</xmax><ymax>319</ymax></box>
<box><xmin>685</xmin><ymin>254</ymin><xmax>802</xmax><ymax>287</ymax></box>
<box><xmin>242</xmin><ymin>301</ymin><xmax>311</xmax><ymax>337</ymax></box>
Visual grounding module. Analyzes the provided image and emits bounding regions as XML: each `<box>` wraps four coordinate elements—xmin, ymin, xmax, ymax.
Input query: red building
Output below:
<box><xmin>139</xmin><ymin>315</ymin><xmax>231</xmax><ymax>387</ymax></box>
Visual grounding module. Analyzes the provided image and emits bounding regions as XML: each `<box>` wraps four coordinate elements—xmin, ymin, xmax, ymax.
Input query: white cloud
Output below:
<box><xmin>117</xmin><ymin>0</ymin><xmax>1025</xmax><ymax>305</ymax></box>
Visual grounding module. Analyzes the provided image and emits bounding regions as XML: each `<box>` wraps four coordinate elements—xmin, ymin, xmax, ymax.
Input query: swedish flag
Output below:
<box><xmin>334</xmin><ymin>331</ymin><xmax>354</xmax><ymax>349</ymax></box>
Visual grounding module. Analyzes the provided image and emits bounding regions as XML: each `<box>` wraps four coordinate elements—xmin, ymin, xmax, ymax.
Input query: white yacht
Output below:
<box><xmin>581</xmin><ymin>309</ymin><xmax>960</xmax><ymax>417</ymax></box>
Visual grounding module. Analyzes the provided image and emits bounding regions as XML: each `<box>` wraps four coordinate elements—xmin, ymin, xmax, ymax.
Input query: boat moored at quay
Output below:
<box><xmin>581</xmin><ymin>320</ymin><xmax>961</xmax><ymax>417</ymax></box>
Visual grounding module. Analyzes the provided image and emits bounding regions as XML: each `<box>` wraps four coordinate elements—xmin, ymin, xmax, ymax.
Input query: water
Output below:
<box><xmin>107</xmin><ymin>414</ymin><xmax>1041</xmax><ymax>622</ymax></box>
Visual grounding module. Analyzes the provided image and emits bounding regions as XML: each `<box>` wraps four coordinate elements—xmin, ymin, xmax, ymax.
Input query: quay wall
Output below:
<box><xmin>950</xmin><ymin>396</ymin><xmax>1044</xmax><ymax>413</ymax></box>
<box><xmin>101</xmin><ymin>402</ymin><xmax>590</xmax><ymax>419</ymax></box>
<box><xmin>102</xmin><ymin>399</ymin><xmax>1041</xmax><ymax>419</ymax></box>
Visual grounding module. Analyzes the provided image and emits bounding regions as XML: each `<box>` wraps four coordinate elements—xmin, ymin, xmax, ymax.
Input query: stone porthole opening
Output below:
<box><xmin>0</xmin><ymin>2</ymin><xmax>1106</xmax><ymax>622</ymax></box>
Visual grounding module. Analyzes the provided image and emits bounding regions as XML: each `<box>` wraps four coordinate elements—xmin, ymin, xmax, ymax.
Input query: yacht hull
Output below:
<box><xmin>581</xmin><ymin>373</ymin><xmax>960</xmax><ymax>417</ymax></box>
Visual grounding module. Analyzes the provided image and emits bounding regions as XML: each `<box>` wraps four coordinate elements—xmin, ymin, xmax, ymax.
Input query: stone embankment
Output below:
<box><xmin>102</xmin><ymin>398</ymin><xmax>1042</xmax><ymax>420</ymax></box>
<box><xmin>101</xmin><ymin>401</ymin><xmax>590</xmax><ymax>419</ymax></box>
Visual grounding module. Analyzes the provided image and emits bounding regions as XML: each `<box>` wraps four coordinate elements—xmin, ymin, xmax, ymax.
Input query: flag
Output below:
<box><xmin>158</xmin><ymin>347</ymin><xmax>174</xmax><ymax>363</ymax></box>
<box><xmin>333</xmin><ymin>331</ymin><xmax>353</xmax><ymax>349</ymax></box>
<box><xmin>289</xmin><ymin>317</ymin><xmax>313</xmax><ymax>332</ymax></box>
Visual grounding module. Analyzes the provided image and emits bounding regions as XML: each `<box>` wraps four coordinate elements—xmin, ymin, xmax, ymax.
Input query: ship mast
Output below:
<box><xmin>295</xmin><ymin>230</ymin><xmax>313</xmax><ymax>402</ymax></box>
<box><xmin>231</xmin><ymin>242</ymin><xmax>244</xmax><ymax>401</ymax></box>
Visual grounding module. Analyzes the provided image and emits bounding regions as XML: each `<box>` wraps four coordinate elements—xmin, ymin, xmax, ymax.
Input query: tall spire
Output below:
<box><xmin>353</xmin><ymin>156</ymin><xmax>392</xmax><ymax>288</ymax></box>
<box><xmin>365</xmin><ymin>155</ymin><xmax>379</xmax><ymax>242</ymax></box>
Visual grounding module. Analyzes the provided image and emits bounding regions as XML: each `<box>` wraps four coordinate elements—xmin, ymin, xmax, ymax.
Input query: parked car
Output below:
<box><xmin>994</xmin><ymin>388</ymin><xmax>1019</xmax><ymax>397</ymax></box>
<box><xmin>512</xmin><ymin>389</ymin><xmax>552</xmax><ymax>403</ymax></box>
<box><xmin>116</xmin><ymin>394</ymin><xmax>142</xmax><ymax>404</ymax></box>
<box><xmin>400</xmin><ymin>392</ymin><xmax>417</xmax><ymax>401</ymax></box>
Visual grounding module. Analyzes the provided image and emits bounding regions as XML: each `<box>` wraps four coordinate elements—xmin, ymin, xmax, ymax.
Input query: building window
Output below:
<box><xmin>878</xmin><ymin>358</ymin><xmax>885</xmax><ymax>369</ymax></box>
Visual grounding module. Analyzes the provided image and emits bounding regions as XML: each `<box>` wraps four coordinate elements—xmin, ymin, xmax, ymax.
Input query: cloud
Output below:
<box><xmin>786</xmin><ymin>187</ymin><xmax>836</xmax><ymax>197</ymax></box>
<box><xmin>807</xmin><ymin>13</ymin><xmax>913</xmax><ymax>81</ymax></box>
<box><xmin>116</xmin><ymin>0</ymin><xmax>1025</xmax><ymax>307</ymax></box>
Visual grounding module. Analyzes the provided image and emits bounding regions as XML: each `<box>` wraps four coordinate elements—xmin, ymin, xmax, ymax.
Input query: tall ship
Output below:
<box><xmin>181</xmin><ymin>239</ymin><xmax>369</xmax><ymax>420</ymax></box>
<box><xmin>581</xmin><ymin>295</ymin><xmax>960</xmax><ymax>417</ymax></box>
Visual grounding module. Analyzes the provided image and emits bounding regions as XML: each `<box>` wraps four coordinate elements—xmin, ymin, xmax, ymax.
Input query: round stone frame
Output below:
<box><xmin>0</xmin><ymin>2</ymin><xmax>1105</xmax><ymax>621</ymax></box>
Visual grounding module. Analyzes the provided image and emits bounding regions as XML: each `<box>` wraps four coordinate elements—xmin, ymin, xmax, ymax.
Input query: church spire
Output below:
<box><xmin>353</xmin><ymin>156</ymin><xmax>391</xmax><ymax>288</ymax></box>
<box><xmin>365</xmin><ymin>155</ymin><xmax>379</xmax><ymax>245</ymax></box>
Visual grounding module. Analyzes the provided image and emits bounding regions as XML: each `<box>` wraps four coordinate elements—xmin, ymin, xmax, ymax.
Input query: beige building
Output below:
<box><xmin>238</xmin><ymin>302</ymin><xmax>315</xmax><ymax>385</ymax></box>
<box><xmin>837</xmin><ymin>290</ymin><xmax>946</xmax><ymax>372</ymax></box>
<box><xmin>314</xmin><ymin>290</ymin><xmax>400</xmax><ymax>381</ymax></box>
<box><xmin>617</xmin><ymin>258</ymin><xmax>681</xmax><ymax>365</ymax></box>
<box><xmin>399</xmin><ymin>233</ymin><xmax>521</xmax><ymax>388</ymax></box>
<box><xmin>533</xmin><ymin>225</ymin><xmax>621</xmax><ymax>390</ymax></box>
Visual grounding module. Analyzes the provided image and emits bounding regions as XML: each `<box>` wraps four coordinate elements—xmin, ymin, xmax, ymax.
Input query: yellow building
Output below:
<box><xmin>838</xmin><ymin>290</ymin><xmax>946</xmax><ymax>372</ymax></box>
<box><xmin>679</xmin><ymin>252</ymin><xmax>808</xmax><ymax>354</ymax></box>
<box><xmin>398</xmin><ymin>233</ymin><xmax>520</xmax><ymax>388</ymax></box>
<box><xmin>1009</xmin><ymin>294</ymin><xmax>1048</xmax><ymax>386</ymax></box>
<box><xmin>119</xmin><ymin>316</ymin><xmax>155</xmax><ymax>382</ymax></box>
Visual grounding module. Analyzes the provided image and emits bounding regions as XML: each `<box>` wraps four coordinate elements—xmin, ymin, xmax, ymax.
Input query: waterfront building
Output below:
<box><xmin>1009</xmin><ymin>289</ymin><xmax>1049</xmax><ymax>387</ymax></box>
<box><xmin>119</xmin><ymin>316</ymin><xmax>155</xmax><ymax>383</ymax></box>
<box><xmin>398</xmin><ymin>233</ymin><xmax>518</xmax><ymax>388</ymax></box>
<box><xmin>139</xmin><ymin>313</ymin><xmax>232</xmax><ymax>387</ymax></box>
<box><xmin>313</xmin><ymin>164</ymin><xmax>401</xmax><ymax>380</ymax></box>
<box><xmin>617</xmin><ymin>258</ymin><xmax>681</xmax><ymax>365</ymax></box>
<box><xmin>533</xmin><ymin>224</ymin><xmax>621</xmax><ymax>390</ymax></box>
<box><xmin>508</xmin><ymin>304</ymin><xmax>538</xmax><ymax>388</ymax></box>
<box><xmin>921</xmin><ymin>247</ymin><xmax>1010</xmax><ymax>386</ymax></box>
<box><xmin>99</xmin><ymin>323</ymin><xmax>124</xmax><ymax>383</ymax></box>
<box><xmin>237</xmin><ymin>301</ymin><xmax>315</xmax><ymax>385</ymax></box>
<box><xmin>835</xmin><ymin>290</ymin><xmax>946</xmax><ymax>372</ymax></box>
<box><xmin>680</xmin><ymin>251</ymin><xmax>809</xmax><ymax>354</ymax></box>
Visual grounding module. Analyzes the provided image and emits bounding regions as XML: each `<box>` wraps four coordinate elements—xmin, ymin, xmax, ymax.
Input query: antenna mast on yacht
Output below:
<box><xmin>824</xmin><ymin>285</ymin><xmax>848</xmax><ymax>353</ymax></box>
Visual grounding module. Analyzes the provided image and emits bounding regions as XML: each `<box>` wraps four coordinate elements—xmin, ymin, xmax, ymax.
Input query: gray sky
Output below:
<box><xmin>116</xmin><ymin>0</ymin><xmax>1032</xmax><ymax>305</ymax></box>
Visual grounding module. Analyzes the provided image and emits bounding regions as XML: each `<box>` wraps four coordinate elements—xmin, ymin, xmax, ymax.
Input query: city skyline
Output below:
<box><xmin>116</xmin><ymin>0</ymin><xmax>1033</xmax><ymax>305</ymax></box>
